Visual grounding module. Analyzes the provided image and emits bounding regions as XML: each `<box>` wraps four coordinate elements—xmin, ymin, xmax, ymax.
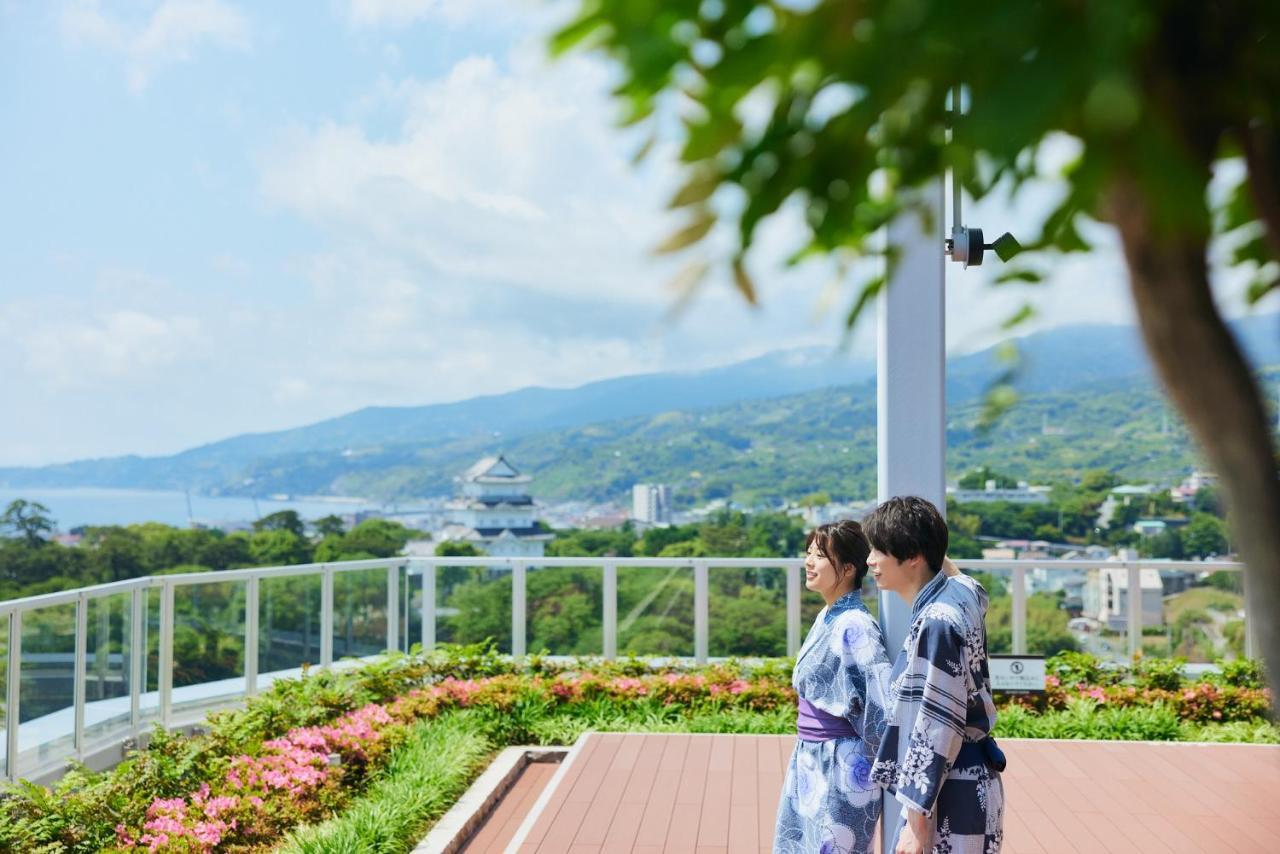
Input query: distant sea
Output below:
<box><xmin>0</xmin><ymin>487</ymin><xmax>381</xmax><ymax>531</ymax></box>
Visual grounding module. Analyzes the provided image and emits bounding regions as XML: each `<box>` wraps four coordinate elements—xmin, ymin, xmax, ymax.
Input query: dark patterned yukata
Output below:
<box><xmin>773</xmin><ymin>589</ymin><xmax>892</xmax><ymax>854</ymax></box>
<box><xmin>871</xmin><ymin>570</ymin><xmax>1005</xmax><ymax>854</ymax></box>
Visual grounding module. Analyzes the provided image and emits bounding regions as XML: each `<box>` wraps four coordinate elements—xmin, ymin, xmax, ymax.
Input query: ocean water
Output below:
<box><xmin>0</xmin><ymin>487</ymin><xmax>380</xmax><ymax>531</ymax></box>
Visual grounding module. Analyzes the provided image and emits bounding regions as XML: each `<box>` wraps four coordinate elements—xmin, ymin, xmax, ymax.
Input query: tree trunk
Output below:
<box><xmin>1109</xmin><ymin>175</ymin><xmax>1280</xmax><ymax>701</ymax></box>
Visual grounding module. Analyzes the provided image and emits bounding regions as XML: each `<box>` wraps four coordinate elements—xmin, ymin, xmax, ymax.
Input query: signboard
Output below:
<box><xmin>989</xmin><ymin>655</ymin><xmax>1046</xmax><ymax>693</ymax></box>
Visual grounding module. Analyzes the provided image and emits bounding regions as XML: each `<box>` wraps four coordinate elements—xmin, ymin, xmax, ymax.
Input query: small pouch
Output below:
<box><xmin>981</xmin><ymin>736</ymin><xmax>1007</xmax><ymax>773</ymax></box>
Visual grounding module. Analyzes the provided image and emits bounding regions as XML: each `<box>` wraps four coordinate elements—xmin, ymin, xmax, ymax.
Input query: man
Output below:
<box><xmin>865</xmin><ymin>496</ymin><xmax>1004</xmax><ymax>854</ymax></box>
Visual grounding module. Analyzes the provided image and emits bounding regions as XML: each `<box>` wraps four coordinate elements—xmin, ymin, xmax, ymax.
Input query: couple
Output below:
<box><xmin>773</xmin><ymin>496</ymin><xmax>1005</xmax><ymax>854</ymax></box>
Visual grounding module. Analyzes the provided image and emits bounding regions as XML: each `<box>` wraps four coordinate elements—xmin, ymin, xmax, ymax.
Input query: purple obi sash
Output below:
<box><xmin>796</xmin><ymin>698</ymin><xmax>859</xmax><ymax>742</ymax></box>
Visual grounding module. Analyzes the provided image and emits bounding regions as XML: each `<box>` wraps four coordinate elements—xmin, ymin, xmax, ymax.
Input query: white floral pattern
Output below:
<box><xmin>774</xmin><ymin>590</ymin><xmax>891</xmax><ymax>854</ymax></box>
<box><xmin>875</xmin><ymin>571</ymin><xmax>1004</xmax><ymax>854</ymax></box>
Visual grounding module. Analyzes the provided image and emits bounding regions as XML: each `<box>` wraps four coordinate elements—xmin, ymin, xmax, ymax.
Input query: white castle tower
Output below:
<box><xmin>440</xmin><ymin>455</ymin><xmax>553</xmax><ymax>557</ymax></box>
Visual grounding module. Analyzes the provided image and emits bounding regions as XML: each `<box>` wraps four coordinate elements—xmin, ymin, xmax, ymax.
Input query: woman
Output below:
<box><xmin>774</xmin><ymin>520</ymin><xmax>892</xmax><ymax>854</ymax></box>
<box><xmin>865</xmin><ymin>496</ymin><xmax>1005</xmax><ymax>854</ymax></box>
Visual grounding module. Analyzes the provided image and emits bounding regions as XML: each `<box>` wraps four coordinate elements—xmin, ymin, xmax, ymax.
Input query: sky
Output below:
<box><xmin>1</xmin><ymin>0</ymin><xmax>1275</xmax><ymax>468</ymax></box>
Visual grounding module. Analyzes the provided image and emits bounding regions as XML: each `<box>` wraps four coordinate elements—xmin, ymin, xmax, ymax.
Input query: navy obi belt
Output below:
<box><xmin>796</xmin><ymin>698</ymin><xmax>859</xmax><ymax>742</ymax></box>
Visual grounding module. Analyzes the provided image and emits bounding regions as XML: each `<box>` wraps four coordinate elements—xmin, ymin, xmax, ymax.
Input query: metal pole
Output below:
<box><xmin>511</xmin><ymin>563</ymin><xmax>527</xmax><ymax>657</ymax></box>
<box><xmin>159</xmin><ymin>582</ymin><xmax>174</xmax><ymax>727</ymax></box>
<box><xmin>73</xmin><ymin>595</ymin><xmax>88</xmax><ymax>758</ymax></box>
<box><xmin>386</xmin><ymin>563</ymin><xmax>399</xmax><ymax>653</ymax></box>
<box><xmin>786</xmin><ymin>563</ymin><xmax>801</xmax><ymax>657</ymax></box>
<box><xmin>422</xmin><ymin>564</ymin><xmax>436</xmax><ymax>652</ymax></box>
<box><xmin>320</xmin><ymin>566</ymin><xmax>334</xmax><ymax>667</ymax></box>
<box><xmin>129</xmin><ymin>588</ymin><xmax>142</xmax><ymax>736</ymax></box>
<box><xmin>5</xmin><ymin>612</ymin><xmax>20</xmax><ymax>781</ymax></box>
<box><xmin>1011</xmin><ymin>566</ymin><xmax>1027</xmax><ymax>654</ymax></box>
<box><xmin>1126</xmin><ymin>563</ymin><xmax>1142</xmax><ymax>659</ymax></box>
<box><xmin>602</xmin><ymin>562</ymin><xmax>618</xmax><ymax>659</ymax></box>
<box><xmin>694</xmin><ymin>561</ymin><xmax>709</xmax><ymax>664</ymax></box>
<box><xmin>245</xmin><ymin>577</ymin><xmax>259</xmax><ymax>697</ymax></box>
<box><xmin>877</xmin><ymin>178</ymin><xmax>946</xmax><ymax>854</ymax></box>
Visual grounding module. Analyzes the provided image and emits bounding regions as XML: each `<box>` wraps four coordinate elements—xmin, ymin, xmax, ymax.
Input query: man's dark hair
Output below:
<box><xmin>862</xmin><ymin>496</ymin><xmax>949</xmax><ymax>574</ymax></box>
<box><xmin>806</xmin><ymin>519</ymin><xmax>872</xmax><ymax>589</ymax></box>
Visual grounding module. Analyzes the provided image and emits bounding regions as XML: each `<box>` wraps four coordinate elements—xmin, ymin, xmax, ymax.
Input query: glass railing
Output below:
<box><xmin>0</xmin><ymin>555</ymin><xmax>1249</xmax><ymax>782</ymax></box>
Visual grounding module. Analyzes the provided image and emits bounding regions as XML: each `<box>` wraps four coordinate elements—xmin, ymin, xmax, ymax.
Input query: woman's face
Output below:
<box><xmin>804</xmin><ymin>540</ymin><xmax>847</xmax><ymax>597</ymax></box>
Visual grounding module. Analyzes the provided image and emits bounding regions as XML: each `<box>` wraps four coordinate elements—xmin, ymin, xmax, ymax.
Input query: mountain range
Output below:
<box><xmin>2</xmin><ymin>313</ymin><xmax>1277</xmax><ymax>502</ymax></box>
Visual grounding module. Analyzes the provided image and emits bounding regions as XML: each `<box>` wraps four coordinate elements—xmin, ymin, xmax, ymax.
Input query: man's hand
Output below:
<box><xmin>895</xmin><ymin>808</ymin><xmax>931</xmax><ymax>854</ymax></box>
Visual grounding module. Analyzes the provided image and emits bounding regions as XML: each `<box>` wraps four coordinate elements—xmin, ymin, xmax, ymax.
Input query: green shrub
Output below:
<box><xmin>1214</xmin><ymin>657</ymin><xmax>1265</xmax><ymax>689</ymax></box>
<box><xmin>1181</xmin><ymin>720</ymin><xmax>1280</xmax><ymax>743</ymax></box>
<box><xmin>1046</xmin><ymin>651</ymin><xmax>1123</xmax><ymax>686</ymax></box>
<box><xmin>276</xmin><ymin>714</ymin><xmax>491</xmax><ymax>854</ymax></box>
<box><xmin>1132</xmin><ymin>655</ymin><xmax>1185</xmax><ymax>691</ymax></box>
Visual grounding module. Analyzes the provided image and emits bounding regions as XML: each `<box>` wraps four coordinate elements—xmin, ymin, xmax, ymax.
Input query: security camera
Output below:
<box><xmin>946</xmin><ymin>227</ymin><xmax>1021</xmax><ymax>268</ymax></box>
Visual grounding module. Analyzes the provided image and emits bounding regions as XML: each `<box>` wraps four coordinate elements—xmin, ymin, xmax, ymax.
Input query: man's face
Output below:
<box><xmin>868</xmin><ymin>546</ymin><xmax>911</xmax><ymax>594</ymax></box>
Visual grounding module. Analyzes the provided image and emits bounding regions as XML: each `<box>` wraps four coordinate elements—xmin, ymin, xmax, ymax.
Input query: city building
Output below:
<box><xmin>631</xmin><ymin>483</ymin><xmax>672</xmax><ymax>525</ymax></box>
<box><xmin>946</xmin><ymin>480</ymin><xmax>1051</xmax><ymax>504</ymax></box>
<box><xmin>1170</xmin><ymin>469</ymin><xmax>1218</xmax><ymax>503</ymax></box>
<box><xmin>438</xmin><ymin>455</ymin><xmax>553</xmax><ymax>557</ymax></box>
<box><xmin>1083</xmin><ymin>566</ymin><xmax>1165</xmax><ymax>631</ymax></box>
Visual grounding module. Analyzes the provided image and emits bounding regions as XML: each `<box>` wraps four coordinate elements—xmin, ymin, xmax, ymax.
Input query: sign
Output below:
<box><xmin>989</xmin><ymin>655</ymin><xmax>1046</xmax><ymax>693</ymax></box>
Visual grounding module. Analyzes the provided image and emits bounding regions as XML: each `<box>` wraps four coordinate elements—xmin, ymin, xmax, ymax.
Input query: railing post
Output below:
<box><xmin>245</xmin><ymin>576</ymin><xmax>259</xmax><ymax>697</ymax></box>
<box><xmin>1011</xmin><ymin>566</ymin><xmax>1027</xmax><ymax>655</ymax></box>
<box><xmin>5</xmin><ymin>612</ymin><xmax>20</xmax><ymax>781</ymax></box>
<box><xmin>786</xmin><ymin>563</ymin><xmax>801</xmax><ymax>657</ymax></box>
<box><xmin>602</xmin><ymin>562</ymin><xmax>617</xmax><ymax>659</ymax></box>
<box><xmin>130</xmin><ymin>587</ymin><xmax>142</xmax><ymax>735</ymax></box>
<box><xmin>159</xmin><ymin>581</ymin><xmax>174</xmax><ymax>727</ymax></box>
<box><xmin>422</xmin><ymin>563</ymin><xmax>435</xmax><ymax>652</ymax></box>
<box><xmin>1126</xmin><ymin>562</ymin><xmax>1142</xmax><ymax>660</ymax></box>
<box><xmin>1243</xmin><ymin>568</ymin><xmax>1257</xmax><ymax>660</ymax></box>
<box><xmin>694</xmin><ymin>561</ymin><xmax>709</xmax><ymax>664</ymax></box>
<box><xmin>386</xmin><ymin>563</ymin><xmax>399</xmax><ymax>653</ymax></box>
<box><xmin>512</xmin><ymin>563</ymin><xmax>527</xmax><ymax>657</ymax></box>
<box><xmin>320</xmin><ymin>566</ymin><xmax>334</xmax><ymax>667</ymax></box>
<box><xmin>73</xmin><ymin>594</ymin><xmax>87</xmax><ymax>759</ymax></box>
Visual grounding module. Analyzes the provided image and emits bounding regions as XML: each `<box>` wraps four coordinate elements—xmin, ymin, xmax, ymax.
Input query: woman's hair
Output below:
<box><xmin>806</xmin><ymin>519</ymin><xmax>872</xmax><ymax>589</ymax></box>
<box><xmin>862</xmin><ymin>495</ymin><xmax>949</xmax><ymax>574</ymax></box>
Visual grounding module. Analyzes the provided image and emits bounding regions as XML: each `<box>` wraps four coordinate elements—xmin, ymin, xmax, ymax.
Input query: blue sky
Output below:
<box><xmin>1</xmin><ymin>0</ymin><xmax>1273</xmax><ymax>467</ymax></box>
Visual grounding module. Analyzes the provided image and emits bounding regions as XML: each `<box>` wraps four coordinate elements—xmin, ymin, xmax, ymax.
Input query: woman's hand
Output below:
<box><xmin>942</xmin><ymin>556</ymin><xmax>960</xmax><ymax>577</ymax></box>
<box><xmin>895</xmin><ymin>809</ymin><xmax>931</xmax><ymax>854</ymax></box>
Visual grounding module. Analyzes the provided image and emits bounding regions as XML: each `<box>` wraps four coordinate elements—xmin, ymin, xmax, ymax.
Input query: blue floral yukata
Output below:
<box><xmin>774</xmin><ymin>589</ymin><xmax>892</xmax><ymax>854</ymax></box>
<box><xmin>872</xmin><ymin>571</ymin><xmax>1005</xmax><ymax>854</ymax></box>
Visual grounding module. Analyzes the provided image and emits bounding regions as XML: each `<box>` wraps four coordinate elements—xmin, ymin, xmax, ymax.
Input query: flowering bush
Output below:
<box><xmin>1</xmin><ymin>643</ymin><xmax>1272</xmax><ymax>854</ymax></box>
<box><xmin>999</xmin><ymin>652</ymin><xmax>1271</xmax><ymax>723</ymax></box>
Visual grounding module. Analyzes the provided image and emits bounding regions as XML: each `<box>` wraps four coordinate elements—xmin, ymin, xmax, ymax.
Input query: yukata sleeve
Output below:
<box><xmin>893</xmin><ymin>618</ymin><xmax>969</xmax><ymax>817</ymax></box>
<box><xmin>829</xmin><ymin>611</ymin><xmax>892</xmax><ymax>759</ymax></box>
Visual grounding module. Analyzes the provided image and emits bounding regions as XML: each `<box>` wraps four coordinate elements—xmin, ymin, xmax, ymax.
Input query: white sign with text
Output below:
<box><xmin>989</xmin><ymin>655</ymin><xmax>1046</xmax><ymax>693</ymax></box>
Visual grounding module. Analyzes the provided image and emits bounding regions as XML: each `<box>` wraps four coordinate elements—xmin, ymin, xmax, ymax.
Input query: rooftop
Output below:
<box><xmin>505</xmin><ymin>732</ymin><xmax>1280</xmax><ymax>853</ymax></box>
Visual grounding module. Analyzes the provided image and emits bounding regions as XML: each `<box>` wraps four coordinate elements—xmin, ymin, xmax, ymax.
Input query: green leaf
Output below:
<box><xmin>995</xmin><ymin>268</ymin><xmax>1044</xmax><ymax>285</ymax></box>
<box><xmin>1246</xmin><ymin>267</ymin><xmax>1280</xmax><ymax>304</ymax></box>
<box><xmin>669</xmin><ymin>169</ymin><xmax>720</xmax><ymax>208</ymax></box>
<box><xmin>1001</xmin><ymin>303</ymin><xmax>1036</xmax><ymax>330</ymax></box>
<box><xmin>731</xmin><ymin>256</ymin><xmax>758</xmax><ymax>306</ymax></box>
<box><xmin>654</xmin><ymin>212</ymin><xmax>716</xmax><ymax>254</ymax></box>
<box><xmin>843</xmin><ymin>272</ymin><xmax>887</xmax><ymax>331</ymax></box>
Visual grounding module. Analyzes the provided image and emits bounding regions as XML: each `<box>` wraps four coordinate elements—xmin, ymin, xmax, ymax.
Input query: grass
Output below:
<box><xmin>276</xmin><ymin>713</ymin><xmax>493</xmax><ymax>854</ymax></box>
<box><xmin>1164</xmin><ymin>587</ymin><xmax>1243</xmax><ymax>624</ymax></box>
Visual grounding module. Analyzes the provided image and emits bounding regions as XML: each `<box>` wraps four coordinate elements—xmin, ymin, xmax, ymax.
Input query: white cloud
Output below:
<box><xmin>8</xmin><ymin>306</ymin><xmax>204</xmax><ymax>389</ymax></box>
<box><xmin>260</xmin><ymin>51</ymin><xmax>678</xmax><ymax>306</ymax></box>
<box><xmin>61</xmin><ymin>0</ymin><xmax>250</xmax><ymax>93</ymax></box>
<box><xmin>344</xmin><ymin>0</ymin><xmax>525</xmax><ymax>29</ymax></box>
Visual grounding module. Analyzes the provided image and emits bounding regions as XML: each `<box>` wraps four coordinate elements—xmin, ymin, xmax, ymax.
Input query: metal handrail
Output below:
<box><xmin>0</xmin><ymin>555</ymin><xmax>1248</xmax><ymax>782</ymax></box>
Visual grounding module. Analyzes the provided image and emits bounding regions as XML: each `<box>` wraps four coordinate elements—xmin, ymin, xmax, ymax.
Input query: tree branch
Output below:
<box><xmin>1239</xmin><ymin>123</ymin><xmax>1280</xmax><ymax>263</ymax></box>
<box><xmin>1110</xmin><ymin>172</ymin><xmax>1280</xmax><ymax>709</ymax></box>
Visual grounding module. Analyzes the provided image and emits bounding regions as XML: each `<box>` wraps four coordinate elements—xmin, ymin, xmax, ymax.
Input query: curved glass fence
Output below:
<box><xmin>0</xmin><ymin>556</ymin><xmax>1250</xmax><ymax>781</ymax></box>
